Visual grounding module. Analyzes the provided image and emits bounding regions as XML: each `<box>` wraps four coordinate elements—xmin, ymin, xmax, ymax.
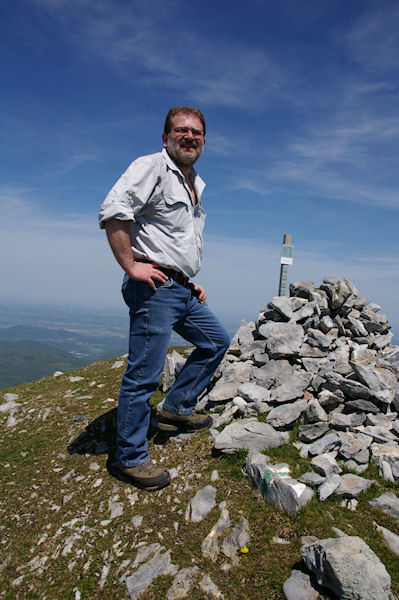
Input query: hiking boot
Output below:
<box><xmin>116</xmin><ymin>461</ymin><xmax>170</xmax><ymax>491</ymax></box>
<box><xmin>158</xmin><ymin>408</ymin><xmax>212</xmax><ymax>432</ymax></box>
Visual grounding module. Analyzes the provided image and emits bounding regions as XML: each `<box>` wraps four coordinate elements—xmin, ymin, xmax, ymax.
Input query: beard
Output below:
<box><xmin>166</xmin><ymin>136</ymin><xmax>203</xmax><ymax>167</ymax></box>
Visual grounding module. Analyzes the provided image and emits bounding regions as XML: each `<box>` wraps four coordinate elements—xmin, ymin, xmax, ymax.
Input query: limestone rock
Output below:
<box><xmin>308</xmin><ymin>432</ymin><xmax>341</xmax><ymax>457</ymax></box>
<box><xmin>257</xmin><ymin>321</ymin><xmax>305</xmax><ymax>358</ymax></box>
<box><xmin>301</xmin><ymin>536</ymin><xmax>391</xmax><ymax>600</ymax></box>
<box><xmin>201</xmin><ymin>509</ymin><xmax>231</xmax><ymax>560</ymax></box>
<box><xmin>369</xmin><ymin>492</ymin><xmax>399</xmax><ymax>521</ymax></box>
<box><xmin>271</xmin><ymin>374</ymin><xmax>309</xmax><ymax>404</ymax></box>
<box><xmin>282</xmin><ymin>569</ymin><xmax>321</xmax><ymax>600</ymax></box>
<box><xmin>374</xmin><ymin>523</ymin><xmax>399</xmax><ymax>557</ymax></box>
<box><xmin>166</xmin><ymin>567</ymin><xmax>199</xmax><ymax>600</ymax></box>
<box><xmin>185</xmin><ymin>486</ymin><xmax>216</xmax><ymax>523</ymax></box>
<box><xmin>318</xmin><ymin>474</ymin><xmax>342</xmax><ymax>501</ymax></box>
<box><xmin>262</xmin><ymin>468</ymin><xmax>314</xmax><ymax>516</ymax></box>
<box><xmin>298</xmin><ymin>422</ymin><xmax>330</xmax><ymax>443</ymax></box>
<box><xmin>311</xmin><ymin>452</ymin><xmax>342</xmax><ymax>477</ymax></box>
<box><xmin>126</xmin><ymin>549</ymin><xmax>178</xmax><ymax>599</ymax></box>
<box><xmin>213</xmin><ymin>418</ymin><xmax>288</xmax><ymax>453</ymax></box>
<box><xmin>199</xmin><ymin>574</ymin><xmax>224</xmax><ymax>599</ymax></box>
<box><xmin>266</xmin><ymin>399</ymin><xmax>307</xmax><ymax>429</ymax></box>
<box><xmin>336</xmin><ymin>474</ymin><xmax>373</xmax><ymax>498</ymax></box>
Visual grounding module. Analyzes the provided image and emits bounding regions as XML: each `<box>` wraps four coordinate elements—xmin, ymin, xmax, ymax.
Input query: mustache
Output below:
<box><xmin>180</xmin><ymin>140</ymin><xmax>198</xmax><ymax>148</ymax></box>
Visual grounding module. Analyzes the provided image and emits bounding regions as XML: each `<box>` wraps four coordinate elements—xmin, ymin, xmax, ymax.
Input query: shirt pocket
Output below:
<box><xmin>162</xmin><ymin>194</ymin><xmax>192</xmax><ymax>234</ymax></box>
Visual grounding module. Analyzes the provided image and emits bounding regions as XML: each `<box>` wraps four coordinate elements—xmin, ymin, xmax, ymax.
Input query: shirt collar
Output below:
<box><xmin>161</xmin><ymin>148</ymin><xmax>206</xmax><ymax>197</ymax></box>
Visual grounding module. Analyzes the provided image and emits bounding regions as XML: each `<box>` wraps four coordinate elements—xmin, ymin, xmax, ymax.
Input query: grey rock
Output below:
<box><xmin>244</xmin><ymin>450</ymin><xmax>270</xmax><ymax>493</ymax></box>
<box><xmin>298</xmin><ymin>472</ymin><xmax>326</xmax><ymax>487</ymax></box>
<box><xmin>392</xmin><ymin>461</ymin><xmax>399</xmax><ymax>479</ymax></box>
<box><xmin>351</xmin><ymin>347</ymin><xmax>377</xmax><ymax>366</ymax></box>
<box><xmin>253</xmin><ymin>358</ymin><xmax>293</xmax><ymax>388</ymax></box>
<box><xmin>346</xmin><ymin>316</ymin><xmax>368</xmax><ymax>337</ymax></box>
<box><xmin>301</xmin><ymin>536</ymin><xmax>391</xmax><ymax>600</ymax></box>
<box><xmin>162</xmin><ymin>350</ymin><xmax>186</xmax><ymax>391</ymax></box>
<box><xmin>213</xmin><ymin>418</ymin><xmax>288</xmax><ymax>453</ymax></box>
<box><xmin>293</xmin><ymin>303</ymin><xmax>317</xmax><ymax>323</ymax></box>
<box><xmin>370</xmin><ymin>492</ymin><xmax>399</xmax><ymax>521</ymax></box>
<box><xmin>201</xmin><ymin>508</ymin><xmax>231</xmax><ymax>560</ymax></box>
<box><xmin>185</xmin><ymin>486</ymin><xmax>216</xmax><ymax>523</ymax></box>
<box><xmin>317</xmin><ymin>388</ymin><xmax>344</xmax><ymax>411</ymax></box>
<box><xmin>301</xmin><ymin>357</ymin><xmax>329</xmax><ymax>375</ymax></box>
<box><xmin>345</xmin><ymin>399</ymin><xmax>379</xmax><ymax>413</ymax></box>
<box><xmin>221</xmin><ymin>517</ymin><xmax>250</xmax><ymax>562</ymax></box>
<box><xmin>258</xmin><ymin>321</ymin><xmax>305</xmax><ymax>358</ymax></box>
<box><xmin>311</xmin><ymin>452</ymin><xmax>342</xmax><ymax>477</ymax></box>
<box><xmin>230</xmin><ymin>319</ymin><xmax>256</xmax><ymax>346</ymax></box>
<box><xmin>166</xmin><ymin>567</ymin><xmax>199</xmax><ymax>599</ymax></box>
<box><xmin>338</xmin><ymin>433</ymin><xmax>370</xmax><ymax>461</ymax></box>
<box><xmin>370</xmin><ymin>442</ymin><xmax>399</xmax><ymax>463</ymax></box>
<box><xmin>307</xmin><ymin>328</ymin><xmax>332</xmax><ymax>350</ymax></box>
<box><xmin>351</xmin><ymin>363</ymin><xmax>397</xmax><ymax>403</ymax></box>
<box><xmin>318</xmin><ymin>474</ymin><xmax>342</xmax><ymax>501</ymax></box>
<box><xmin>298</xmin><ymin>422</ymin><xmax>330</xmax><ymax>443</ymax></box>
<box><xmin>379</xmin><ymin>460</ymin><xmax>395</xmax><ymax>483</ymax></box>
<box><xmin>237</xmin><ymin>383</ymin><xmax>271</xmax><ymax>404</ymax></box>
<box><xmin>337</xmin><ymin>474</ymin><xmax>373</xmax><ymax>498</ymax></box>
<box><xmin>262</xmin><ymin>468</ymin><xmax>314</xmax><ymax>515</ymax></box>
<box><xmin>329</xmin><ymin>411</ymin><xmax>366</xmax><ymax>429</ymax></box>
<box><xmin>270</xmin><ymin>374</ymin><xmax>309</xmax><ymax>403</ymax></box>
<box><xmin>344</xmin><ymin>460</ymin><xmax>369</xmax><ymax>474</ymax></box>
<box><xmin>298</xmin><ymin>344</ymin><xmax>328</xmax><ymax>358</ymax></box>
<box><xmin>304</xmin><ymin>398</ymin><xmax>328</xmax><ymax>423</ymax></box>
<box><xmin>269</xmin><ymin>296</ymin><xmax>295</xmax><ymax>321</ymax></box>
<box><xmin>324</xmin><ymin>372</ymin><xmax>374</xmax><ymax>400</ymax></box>
<box><xmin>282</xmin><ymin>569</ymin><xmax>321</xmax><ymax>600</ymax></box>
<box><xmin>199</xmin><ymin>574</ymin><xmax>224</xmax><ymax>599</ymax></box>
<box><xmin>290</xmin><ymin>281</ymin><xmax>315</xmax><ymax>299</ymax></box>
<box><xmin>308</xmin><ymin>432</ymin><xmax>341</xmax><ymax>456</ymax></box>
<box><xmin>374</xmin><ymin>523</ymin><xmax>399</xmax><ymax>557</ymax></box>
<box><xmin>372</xmin><ymin>332</ymin><xmax>394</xmax><ymax>350</ymax></box>
<box><xmin>126</xmin><ymin>549</ymin><xmax>178</xmax><ymax>599</ymax></box>
<box><xmin>211</xmin><ymin>405</ymin><xmax>239</xmax><ymax>428</ymax></box>
<box><xmin>266</xmin><ymin>399</ymin><xmax>307</xmax><ymax>429</ymax></box>
<box><xmin>207</xmin><ymin>381</ymin><xmax>240</xmax><ymax>403</ymax></box>
<box><xmin>320</xmin><ymin>315</ymin><xmax>335</xmax><ymax>333</ymax></box>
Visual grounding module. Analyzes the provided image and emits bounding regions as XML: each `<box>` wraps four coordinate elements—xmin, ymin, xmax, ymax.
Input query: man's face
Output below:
<box><xmin>162</xmin><ymin>113</ymin><xmax>205</xmax><ymax>168</ymax></box>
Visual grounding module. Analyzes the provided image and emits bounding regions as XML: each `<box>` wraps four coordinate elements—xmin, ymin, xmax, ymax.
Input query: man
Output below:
<box><xmin>99</xmin><ymin>106</ymin><xmax>230</xmax><ymax>491</ymax></box>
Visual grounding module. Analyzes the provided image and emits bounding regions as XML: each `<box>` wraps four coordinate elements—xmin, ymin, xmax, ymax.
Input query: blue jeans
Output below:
<box><xmin>116</xmin><ymin>275</ymin><xmax>230</xmax><ymax>467</ymax></box>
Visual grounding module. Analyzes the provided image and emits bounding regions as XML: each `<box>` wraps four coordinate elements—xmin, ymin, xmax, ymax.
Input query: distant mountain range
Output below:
<box><xmin>0</xmin><ymin>324</ymin><xmax>129</xmax><ymax>389</ymax></box>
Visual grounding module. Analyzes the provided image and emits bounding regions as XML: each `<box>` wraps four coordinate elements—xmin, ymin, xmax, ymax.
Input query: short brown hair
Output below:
<box><xmin>163</xmin><ymin>106</ymin><xmax>206</xmax><ymax>136</ymax></box>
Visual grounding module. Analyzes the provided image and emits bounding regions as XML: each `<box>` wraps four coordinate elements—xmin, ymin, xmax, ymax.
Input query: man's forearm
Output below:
<box><xmin>104</xmin><ymin>218</ymin><xmax>136</xmax><ymax>277</ymax></box>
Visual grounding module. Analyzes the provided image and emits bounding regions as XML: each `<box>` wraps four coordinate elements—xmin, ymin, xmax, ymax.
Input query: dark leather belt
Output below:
<box><xmin>159</xmin><ymin>267</ymin><xmax>190</xmax><ymax>288</ymax></box>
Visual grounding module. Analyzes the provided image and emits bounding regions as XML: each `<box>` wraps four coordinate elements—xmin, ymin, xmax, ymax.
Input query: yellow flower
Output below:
<box><xmin>240</xmin><ymin>546</ymin><xmax>249</xmax><ymax>554</ymax></box>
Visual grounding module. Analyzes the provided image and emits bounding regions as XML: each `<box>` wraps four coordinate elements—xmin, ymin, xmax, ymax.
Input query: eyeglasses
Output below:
<box><xmin>171</xmin><ymin>126</ymin><xmax>204</xmax><ymax>138</ymax></box>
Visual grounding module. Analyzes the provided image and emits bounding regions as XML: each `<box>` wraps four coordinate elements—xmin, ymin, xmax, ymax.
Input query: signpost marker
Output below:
<box><xmin>278</xmin><ymin>234</ymin><xmax>294</xmax><ymax>296</ymax></box>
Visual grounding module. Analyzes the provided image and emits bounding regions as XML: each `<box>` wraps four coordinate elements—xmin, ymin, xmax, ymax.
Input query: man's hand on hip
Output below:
<box><xmin>190</xmin><ymin>282</ymin><xmax>206</xmax><ymax>304</ymax></box>
<box><xmin>129</xmin><ymin>262</ymin><xmax>168</xmax><ymax>291</ymax></box>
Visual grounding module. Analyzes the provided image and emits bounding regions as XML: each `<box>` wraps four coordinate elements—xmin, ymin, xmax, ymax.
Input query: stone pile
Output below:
<box><xmin>195</xmin><ymin>278</ymin><xmax>399</xmax><ymax>511</ymax></box>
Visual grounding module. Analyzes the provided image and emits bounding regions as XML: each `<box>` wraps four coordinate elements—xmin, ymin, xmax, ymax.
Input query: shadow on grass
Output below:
<box><xmin>66</xmin><ymin>407</ymin><xmax>193</xmax><ymax>483</ymax></box>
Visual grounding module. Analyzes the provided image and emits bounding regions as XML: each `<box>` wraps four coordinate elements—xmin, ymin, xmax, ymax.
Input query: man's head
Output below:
<box><xmin>162</xmin><ymin>106</ymin><xmax>205</xmax><ymax>169</ymax></box>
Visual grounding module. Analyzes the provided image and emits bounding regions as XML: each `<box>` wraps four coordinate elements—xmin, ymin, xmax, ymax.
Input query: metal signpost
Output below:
<box><xmin>278</xmin><ymin>234</ymin><xmax>294</xmax><ymax>296</ymax></box>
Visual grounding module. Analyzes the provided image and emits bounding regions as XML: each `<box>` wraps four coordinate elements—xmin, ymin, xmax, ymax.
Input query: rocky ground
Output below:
<box><xmin>0</xmin><ymin>277</ymin><xmax>398</xmax><ymax>599</ymax></box>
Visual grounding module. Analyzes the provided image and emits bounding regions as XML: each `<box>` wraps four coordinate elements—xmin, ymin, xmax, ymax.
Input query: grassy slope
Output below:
<box><xmin>0</xmin><ymin>356</ymin><xmax>398</xmax><ymax>599</ymax></box>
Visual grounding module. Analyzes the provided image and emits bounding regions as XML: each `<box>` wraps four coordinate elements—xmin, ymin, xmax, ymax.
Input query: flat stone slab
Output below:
<box><xmin>298</xmin><ymin>472</ymin><xmax>326</xmax><ymax>487</ymax></box>
<box><xmin>270</xmin><ymin>374</ymin><xmax>309</xmax><ymax>403</ymax></box>
<box><xmin>298</xmin><ymin>422</ymin><xmax>330</xmax><ymax>443</ymax></box>
<box><xmin>311</xmin><ymin>452</ymin><xmax>342</xmax><ymax>478</ymax></box>
<box><xmin>185</xmin><ymin>486</ymin><xmax>216</xmax><ymax>523</ymax></box>
<box><xmin>336</xmin><ymin>474</ymin><xmax>373</xmax><ymax>498</ymax></box>
<box><xmin>282</xmin><ymin>569</ymin><xmax>321</xmax><ymax>600</ymax></box>
<box><xmin>318</xmin><ymin>474</ymin><xmax>342</xmax><ymax>501</ymax></box>
<box><xmin>126</xmin><ymin>549</ymin><xmax>178</xmax><ymax>599</ymax></box>
<box><xmin>301</xmin><ymin>536</ymin><xmax>392</xmax><ymax>600</ymax></box>
<box><xmin>213</xmin><ymin>418</ymin><xmax>288</xmax><ymax>453</ymax></box>
<box><xmin>308</xmin><ymin>432</ymin><xmax>341</xmax><ymax>457</ymax></box>
<box><xmin>369</xmin><ymin>492</ymin><xmax>399</xmax><ymax>522</ymax></box>
<box><xmin>266</xmin><ymin>399</ymin><xmax>307</xmax><ymax>429</ymax></box>
<box><xmin>258</xmin><ymin>321</ymin><xmax>305</xmax><ymax>358</ymax></box>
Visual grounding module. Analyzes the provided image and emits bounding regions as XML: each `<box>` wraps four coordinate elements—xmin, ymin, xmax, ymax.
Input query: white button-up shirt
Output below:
<box><xmin>99</xmin><ymin>149</ymin><xmax>206</xmax><ymax>278</ymax></box>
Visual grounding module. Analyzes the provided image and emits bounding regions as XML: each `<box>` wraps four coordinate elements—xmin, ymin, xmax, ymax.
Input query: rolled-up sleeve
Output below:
<box><xmin>99</xmin><ymin>155</ymin><xmax>160</xmax><ymax>229</ymax></box>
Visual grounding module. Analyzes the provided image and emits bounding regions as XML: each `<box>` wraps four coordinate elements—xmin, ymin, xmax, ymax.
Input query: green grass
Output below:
<box><xmin>0</xmin><ymin>353</ymin><xmax>398</xmax><ymax>599</ymax></box>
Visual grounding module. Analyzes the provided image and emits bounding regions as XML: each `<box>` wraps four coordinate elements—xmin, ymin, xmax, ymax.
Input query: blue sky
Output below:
<box><xmin>1</xmin><ymin>0</ymin><xmax>398</xmax><ymax>334</ymax></box>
